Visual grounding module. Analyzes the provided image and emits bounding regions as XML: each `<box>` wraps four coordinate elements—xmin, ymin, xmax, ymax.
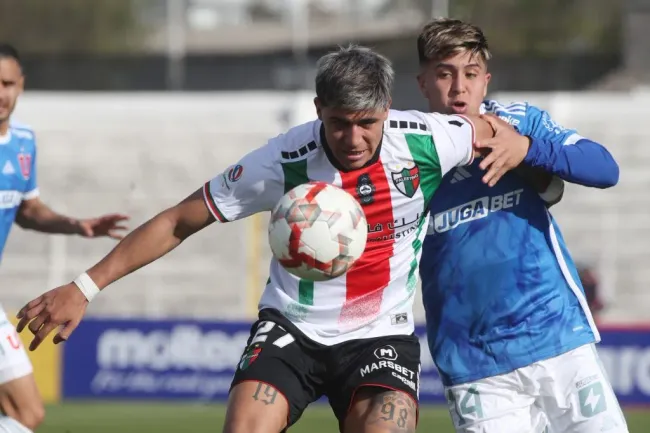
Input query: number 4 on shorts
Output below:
<box><xmin>448</xmin><ymin>385</ymin><xmax>483</xmax><ymax>425</ymax></box>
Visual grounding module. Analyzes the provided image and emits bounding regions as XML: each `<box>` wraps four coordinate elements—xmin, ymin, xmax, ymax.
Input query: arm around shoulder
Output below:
<box><xmin>524</xmin><ymin>136</ymin><xmax>619</xmax><ymax>188</ymax></box>
<box><xmin>525</xmin><ymin>107</ymin><xmax>619</xmax><ymax>188</ymax></box>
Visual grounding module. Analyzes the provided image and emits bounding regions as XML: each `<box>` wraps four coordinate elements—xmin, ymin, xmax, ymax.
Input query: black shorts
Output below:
<box><xmin>231</xmin><ymin>308</ymin><xmax>420</xmax><ymax>428</ymax></box>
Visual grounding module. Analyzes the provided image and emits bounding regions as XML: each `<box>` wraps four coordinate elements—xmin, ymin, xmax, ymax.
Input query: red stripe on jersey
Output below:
<box><xmin>202</xmin><ymin>182</ymin><xmax>228</xmax><ymax>223</ymax></box>
<box><xmin>339</xmin><ymin>159</ymin><xmax>395</xmax><ymax>325</ymax></box>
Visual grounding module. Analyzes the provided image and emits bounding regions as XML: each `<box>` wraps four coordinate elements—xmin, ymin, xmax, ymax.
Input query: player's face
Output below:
<box><xmin>315</xmin><ymin>99</ymin><xmax>389</xmax><ymax>171</ymax></box>
<box><xmin>0</xmin><ymin>57</ymin><xmax>24</xmax><ymax>126</ymax></box>
<box><xmin>417</xmin><ymin>50</ymin><xmax>490</xmax><ymax>115</ymax></box>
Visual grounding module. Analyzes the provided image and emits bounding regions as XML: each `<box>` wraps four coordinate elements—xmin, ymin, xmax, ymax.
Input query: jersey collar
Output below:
<box><xmin>0</xmin><ymin>130</ymin><xmax>11</xmax><ymax>145</ymax></box>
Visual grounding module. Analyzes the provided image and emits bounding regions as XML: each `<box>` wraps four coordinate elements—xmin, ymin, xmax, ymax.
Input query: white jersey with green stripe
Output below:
<box><xmin>203</xmin><ymin>109</ymin><xmax>475</xmax><ymax>345</ymax></box>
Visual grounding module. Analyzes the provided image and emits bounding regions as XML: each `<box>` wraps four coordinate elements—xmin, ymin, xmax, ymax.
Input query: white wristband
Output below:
<box><xmin>73</xmin><ymin>272</ymin><xmax>100</xmax><ymax>302</ymax></box>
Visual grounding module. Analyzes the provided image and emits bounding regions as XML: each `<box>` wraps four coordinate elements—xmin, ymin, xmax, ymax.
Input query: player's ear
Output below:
<box><xmin>314</xmin><ymin>97</ymin><xmax>323</xmax><ymax>120</ymax></box>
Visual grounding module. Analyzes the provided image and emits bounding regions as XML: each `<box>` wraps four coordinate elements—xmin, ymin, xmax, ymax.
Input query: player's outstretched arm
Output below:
<box><xmin>85</xmin><ymin>188</ymin><xmax>214</xmax><ymax>289</ymax></box>
<box><xmin>16</xmin><ymin>197</ymin><xmax>130</xmax><ymax>239</ymax></box>
<box><xmin>522</xmin><ymin>105</ymin><xmax>619</xmax><ymax>188</ymax></box>
<box><xmin>16</xmin><ymin>137</ymin><xmax>281</xmax><ymax>351</ymax></box>
<box><xmin>15</xmin><ymin>188</ymin><xmax>215</xmax><ymax>351</ymax></box>
<box><xmin>522</xmin><ymin>130</ymin><xmax>619</xmax><ymax>189</ymax></box>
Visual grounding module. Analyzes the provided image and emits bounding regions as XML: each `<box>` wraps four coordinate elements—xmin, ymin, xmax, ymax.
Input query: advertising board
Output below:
<box><xmin>62</xmin><ymin>319</ymin><xmax>650</xmax><ymax>405</ymax></box>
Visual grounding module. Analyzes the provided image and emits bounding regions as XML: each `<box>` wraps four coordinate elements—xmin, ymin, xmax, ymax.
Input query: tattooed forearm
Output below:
<box><xmin>252</xmin><ymin>382</ymin><xmax>279</xmax><ymax>405</ymax></box>
<box><xmin>369</xmin><ymin>391</ymin><xmax>416</xmax><ymax>432</ymax></box>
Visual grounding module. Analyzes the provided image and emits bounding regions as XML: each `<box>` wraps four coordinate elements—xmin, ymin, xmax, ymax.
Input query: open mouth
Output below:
<box><xmin>449</xmin><ymin>101</ymin><xmax>468</xmax><ymax>113</ymax></box>
<box><xmin>344</xmin><ymin>150</ymin><xmax>365</xmax><ymax>161</ymax></box>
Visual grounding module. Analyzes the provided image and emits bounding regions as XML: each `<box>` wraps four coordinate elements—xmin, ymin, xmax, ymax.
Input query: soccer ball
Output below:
<box><xmin>268</xmin><ymin>181</ymin><xmax>368</xmax><ymax>281</ymax></box>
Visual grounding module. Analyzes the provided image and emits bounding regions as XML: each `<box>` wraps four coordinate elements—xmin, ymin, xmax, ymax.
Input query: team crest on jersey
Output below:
<box><xmin>390</xmin><ymin>162</ymin><xmax>420</xmax><ymax>198</ymax></box>
<box><xmin>239</xmin><ymin>344</ymin><xmax>262</xmax><ymax>370</ymax></box>
<box><xmin>17</xmin><ymin>153</ymin><xmax>31</xmax><ymax>180</ymax></box>
<box><xmin>356</xmin><ymin>174</ymin><xmax>375</xmax><ymax>205</ymax></box>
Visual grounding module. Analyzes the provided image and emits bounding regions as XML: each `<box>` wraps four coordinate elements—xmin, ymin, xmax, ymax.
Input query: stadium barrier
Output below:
<box><xmin>57</xmin><ymin>318</ymin><xmax>650</xmax><ymax>406</ymax></box>
<box><xmin>59</xmin><ymin>318</ymin><xmax>443</xmax><ymax>402</ymax></box>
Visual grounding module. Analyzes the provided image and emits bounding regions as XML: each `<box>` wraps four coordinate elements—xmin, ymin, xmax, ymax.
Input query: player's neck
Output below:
<box><xmin>0</xmin><ymin>120</ymin><xmax>8</xmax><ymax>137</ymax></box>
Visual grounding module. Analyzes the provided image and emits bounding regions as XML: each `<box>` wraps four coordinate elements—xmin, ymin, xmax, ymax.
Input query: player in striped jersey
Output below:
<box><xmin>416</xmin><ymin>18</ymin><xmax>627</xmax><ymax>433</ymax></box>
<box><xmin>16</xmin><ymin>45</ymin><xmax>520</xmax><ymax>433</ymax></box>
<box><xmin>0</xmin><ymin>44</ymin><xmax>129</xmax><ymax>433</ymax></box>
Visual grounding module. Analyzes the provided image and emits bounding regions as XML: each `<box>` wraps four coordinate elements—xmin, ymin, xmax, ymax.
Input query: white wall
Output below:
<box><xmin>5</xmin><ymin>92</ymin><xmax>301</xmax><ymax>320</ymax></box>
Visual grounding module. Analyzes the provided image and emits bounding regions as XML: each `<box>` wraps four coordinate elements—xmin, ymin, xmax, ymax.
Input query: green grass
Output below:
<box><xmin>38</xmin><ymin>402</ymin><xmax>650</xmax><ymax>432</ymax></box>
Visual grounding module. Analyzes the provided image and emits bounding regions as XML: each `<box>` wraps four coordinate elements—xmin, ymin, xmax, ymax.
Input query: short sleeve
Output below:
<box><xmin>418</xmin><ymin>113</ymin><xmax>475</xmax><ymax>176</ymax></box>
<box><xmin>202</xmin><ymin>142</ymin><xmax>284</xmax><ymax>223</ymax></box>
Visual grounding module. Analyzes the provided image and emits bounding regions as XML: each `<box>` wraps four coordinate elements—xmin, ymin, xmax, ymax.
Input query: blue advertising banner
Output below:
<box><xmin>62</xmin><ymin>319</ymin><xmax>253</xmax><ymax>400</ymax></box>
<box><xmin>61</xmin><ymin>319</ymin><xmax>650</xmax><ymax>405</ymax></box>
<box><xmin>61</xmin><ymin>318</ymin><xmax>445</xmax><ymax>402</ymax></box>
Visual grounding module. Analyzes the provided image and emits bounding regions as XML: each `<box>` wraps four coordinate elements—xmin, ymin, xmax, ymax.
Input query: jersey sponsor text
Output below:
<box><xmin>430</xmin><ymin>189</ymin><xmax>523</xmax><ymax>233</ymax></box>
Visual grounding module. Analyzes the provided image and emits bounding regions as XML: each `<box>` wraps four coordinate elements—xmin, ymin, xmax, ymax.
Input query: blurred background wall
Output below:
<box><xmin>1</xmin><ymin>0</ymin><xmax>646</xmax><ymax>322</ymax></box>
<box><xmin>0</xmin><ymin>0</ymin><xmax>631</xmax><ymax>98</ymax></box>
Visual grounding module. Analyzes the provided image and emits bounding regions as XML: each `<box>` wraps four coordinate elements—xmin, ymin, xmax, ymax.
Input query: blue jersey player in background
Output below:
<box><xmin>0</xmin><ymin>44</ymin><xmax>129</xmax><ymax>433</ymax></box>
<box><xmin>415</xmin><ymin>19</ymin><xmax>628</xmax><ymax>433</ymax></box>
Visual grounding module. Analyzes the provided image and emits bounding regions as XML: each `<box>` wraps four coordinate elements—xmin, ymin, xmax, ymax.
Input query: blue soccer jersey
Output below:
<box><xmin>0</xmin><ymin>121</ymin><xmax>38</xmax><ymax>260</ymax></box>
<box><xmin>420</xmin><ymin>100</ymin><xmax>599</xmax><ymax>386</ymax></box>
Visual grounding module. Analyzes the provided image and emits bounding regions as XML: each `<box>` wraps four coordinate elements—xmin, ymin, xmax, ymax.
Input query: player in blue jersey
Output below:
<box><xmin>0</xmin><ymin>44</ymin><xmax>129</xmax><ymax>433</ymax></box>
<box><xmin>415</xmin><ymin>19</ymin><xmax>627</xmax><ymax>432</ymax></box>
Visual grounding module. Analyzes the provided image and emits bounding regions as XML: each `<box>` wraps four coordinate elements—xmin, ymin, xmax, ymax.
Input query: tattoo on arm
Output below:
<box><xmin>252</xmin><ymin>382</ymin><xmax>279</xmax><ymax>405</ymax></box>
<box><xmin>369</xmin><ymin>391</ymin><xmax>416</xmax><ymax>432</ymax></box>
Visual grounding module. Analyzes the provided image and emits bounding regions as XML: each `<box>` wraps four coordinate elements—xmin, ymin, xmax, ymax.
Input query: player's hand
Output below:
<box><xmin>15</xmin><ymin>283</ymin><xmax>88</xmax><ymax>351</ymax></box>
<box><xmin>78</xmin><ymin>213</ymin><xmax>130</xmax><ymax>240</ymax></box>
<box><xmin>475</xmin><ymin>114</ymin><xmax>530</xmax><ymax>187</ymax></box>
